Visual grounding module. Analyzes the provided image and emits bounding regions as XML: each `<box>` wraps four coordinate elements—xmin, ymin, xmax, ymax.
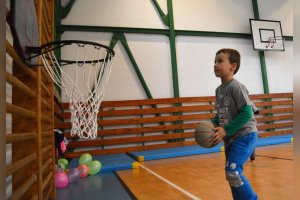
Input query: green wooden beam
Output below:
<box><xmin>54</xmin><ymin>0</ymin><xmax>62</xmax><ymax>42</ymax></box>
<box><xmin>252</xmin><ymin>0</ymin><xmax>274</xmax><ymax>132</ymax></box>
<box><xmin>61</xmin><ymin>25</ymin><xmax>169</xmax><ymax>35</ymax></box>
<box><xmin>60</xmin><ymin>25</ymin><xmax>293</xmax><ymax>41</ymax></box>
<box><xmin>61</xmin><ymin>0</ymin><xmax>76</xmax><ymax>19</ymax></box>
<box><xmin>115</xmin><ymin>33</ymin><xmax>153</xmax><ymax>99</ymax></box>
<box><xmin>252</xmin><ymin>0</ymin><xmax>260</xmax><ymax>19</ymax></box>
<box><xmin>167</xmin><ymin>0</ymin><xmax>179</xmax><ymax>98</ymax></box>
<box><xmin>61</xmin><ymin>24</ymin><xmax>293</xmax><ymax>41</ymax></box>
<box><xmin>258</xmin><ymin>51</ymin><xmax>269</xmax><ymax>94</ymax></box>
<box><xmin>176</xmin><ymin>30</ymin><xmax>251</xmax><ymax>38</ymax></box>
<box><xmin>284</xmin><ymin>36</ymin><xmax>293</xmax><ymax>41</ymax></box>
<box><xmin>54</xmin><ymin>0</ymin><xmax>62</xmax><ymax>96</ymax></box>
<box><xmin>151</xmin><ymin>0</ymin><xmax>169</xmax><ymax>26</ymax></box>
<box><xmin>252</xmin><ymin>0</ymin><xmax>269</xmax><ymax>94</ymax></box>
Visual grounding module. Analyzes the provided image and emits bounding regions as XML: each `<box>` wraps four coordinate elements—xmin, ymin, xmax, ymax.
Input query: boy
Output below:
<box><xmin>211</xmin><ymin>48</ymin><xmax>258</xmax><ymax>200</ymax></box>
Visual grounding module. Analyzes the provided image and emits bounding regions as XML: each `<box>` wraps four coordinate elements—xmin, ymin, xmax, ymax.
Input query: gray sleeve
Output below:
<box><xmin>250</xmin><ymin>102</ymin><xmax>258</xmax><ymax>113</ymax></box>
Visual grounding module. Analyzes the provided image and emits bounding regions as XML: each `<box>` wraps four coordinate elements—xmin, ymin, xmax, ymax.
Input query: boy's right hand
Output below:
<box><xmin>211</xmin><ymin>127</ymin><xmax>226</xmax><ymax>145</ymax></box>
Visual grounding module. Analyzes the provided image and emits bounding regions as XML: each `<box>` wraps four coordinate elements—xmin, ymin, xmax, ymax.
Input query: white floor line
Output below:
<box><xmin>139</xmin><ymin>164</ymin><xmax>202</xmax><ymax>200</ymax></box>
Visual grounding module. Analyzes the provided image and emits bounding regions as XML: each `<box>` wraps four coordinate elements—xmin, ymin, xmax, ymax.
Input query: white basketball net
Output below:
<box><xmin>266</xmin><ymin>36</ymin><xmax>284</xmax><ymax>49</ymax></box>
<box><xmin>40</xmin><ymin>41</ymin><xmax>114</xmax><ymax>139</ymax></box>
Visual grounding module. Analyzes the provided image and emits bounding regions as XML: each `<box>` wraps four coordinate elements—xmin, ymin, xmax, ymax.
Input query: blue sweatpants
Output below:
<box><xmin>225</xmin><ymin>132</ymin><xmax>258</xmax><ymax>200</ymax></box>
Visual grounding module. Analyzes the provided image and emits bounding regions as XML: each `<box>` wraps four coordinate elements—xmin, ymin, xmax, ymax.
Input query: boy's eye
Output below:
<box><xmin>215</xmin><ymin>59</ymin><xmax>223</xmax><ymax>64</ymax></box>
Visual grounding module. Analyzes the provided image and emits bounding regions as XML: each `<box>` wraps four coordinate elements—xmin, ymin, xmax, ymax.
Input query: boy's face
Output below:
<box><xmin>214</xmin><ymin>52</ymin><xmax>237</xmax><ymax>79</ymax></box>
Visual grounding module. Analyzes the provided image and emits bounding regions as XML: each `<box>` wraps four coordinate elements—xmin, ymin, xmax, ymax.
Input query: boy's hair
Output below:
<box><xmin>216</xmin><ymin>48</ymin><xmax>240</xmax><ymax>74</ymax></box>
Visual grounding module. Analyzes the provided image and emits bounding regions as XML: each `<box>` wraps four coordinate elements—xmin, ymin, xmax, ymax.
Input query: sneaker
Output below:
<box><xmin>250</xmin><ymin>153</ymin><xmax>255</xmax><ymax>161</ymax></box>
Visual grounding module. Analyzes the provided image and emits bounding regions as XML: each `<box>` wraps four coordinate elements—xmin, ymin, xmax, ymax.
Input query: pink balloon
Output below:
<box><xmin>55</xmin><ymin>171</ymin><xmax>69</xmax><ymax>188</ymax></box>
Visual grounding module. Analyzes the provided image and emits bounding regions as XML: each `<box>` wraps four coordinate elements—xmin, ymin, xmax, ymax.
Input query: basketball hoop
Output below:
<box><xmin>27</xmin><ymin>40</ymin><xmax>115</xmax><ymax>139</ymax></box>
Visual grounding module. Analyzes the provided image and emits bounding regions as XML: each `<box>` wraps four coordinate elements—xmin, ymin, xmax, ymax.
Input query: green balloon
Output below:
<box><xmin>58</xmin><ymin>158</ymin><xmax>69</xmax><ymax>167</ymax></box>
<box><xmin>79</xmin><ymin>153</ymin><xmax>93</xmax><ymax>165</ymax></box>
<box><xmin>87</xmin><ymin>160</ymin><xmax>101</xmax><ymax>175</ymax></box>
<box><xmin>58</xmin><ymin>162</ymin><xmax>66</xmax><ymax>170</ymax></box>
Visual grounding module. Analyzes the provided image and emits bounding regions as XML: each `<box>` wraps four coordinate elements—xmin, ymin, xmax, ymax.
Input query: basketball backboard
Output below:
<box><xmin>9</xmin><ymin>0</ymin><xmax>39</xmax><ymax>65</ymax></box>
<box><xmin>249</xmin><ymin>19</ymin><xmax>285</xmax><ymax>51</ymax></box>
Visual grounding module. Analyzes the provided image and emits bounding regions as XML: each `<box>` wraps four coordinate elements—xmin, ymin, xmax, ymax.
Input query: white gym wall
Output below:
<box><xmin>60</xmin><ymin>0</ymin><xmax>293</xmax><ymax>101</ymax></box>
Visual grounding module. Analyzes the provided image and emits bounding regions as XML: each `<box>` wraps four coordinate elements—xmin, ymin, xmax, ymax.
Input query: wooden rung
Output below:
<box><xmin>41</xmin><ymin>34</ymin><xmax>47</xmax><ymax>45</ymax></box>
<box><xmin>181</xmin><ymin>140</ymin><xmax>197</xmax><ymax>146</ymax></box>
<box><xmin>6</xmin><ymin>71</ymin><xmax>36</xmax><ymax>98</ymax></box>
<box><xmin>6</xmin><ymin>132</ymin><xmax>36</xmax><ymax>143</ymax></box>
<box><xmin>42</xmin><ymin>131</ymin><xmax>52</xmax><ymax>137</ymax></box>
<box><xmin>68</xmin><ymin>133</ymin><xmax>183</xmax><ymax>148</ymax></box>
<box><xmin>259</xmin><ymin>129</ymin><xmax>293</xmax><ymax>137</ymax></box>
<box><xmin>42</xmin><ymin>15</ymin><xmax>51</xmax><ymax>39</ymax></box>
<box><xmin>41</xmin><ymin>82</ymin><xmax>51</xmax><ymax>96</ymax></box>
<box><xmin>255</xmin><ymin>100</ymin><xmax>293</xmax><ymax>107</ymax></box>
<box><xmin>63</xmin><ymin>105</ymin><xmax>213</xmax><ymax>118</ymax></box>
<box><xmin>42</xmin><ymin>158</ymin><xmax>52</xmax><ymax>173</ymax></box>
<box><xmin>42</xmin><ymin>18</ymin><xmax>51</xmax><ymax>39</ymax></box>
<box><xmin>42</xmin><ymin>145</ymin><xmax>52</xmax><ymax>155</ymax></box>
<box><xmin>257</xmin><ymin>122</ymin><xmax>293</xmax><ymax>130</ymax></box>
<box><xmin>6</xmin><ymin>103</ymin><xmax>36</xmax><ymax>119</ymax></box>
<box><xmin>98</xmin><ymin>113</ymin><xmax>215</xmax><ymax>126</ymax></box>
<box><xmin>100</xmin><ymin>98</ymin><xmax>180</xmax><ymax>108</ymax></box>
<box><xmin>6</xmin><ymin>153</ymin><xmax>36</xmax><ymax>176</ymax></box>
<box><xmin>6</xmin><ymin>41</ymin><xmax>36</xmax><ymax>79</ymax></box>
<box><xmin>65</xmin><ymin>123</ymin><xmax>183</xmax><ymax>138</ymax></box>
<box><xmin>64</xmin><ymin>122</ymin><xmax>199</xmax><ymax>138</ymax></box>
<box><xmin>259</xmin><ymin>107</ymin><xmax>293</xmax><ymax>114</ymax></box>
<box><xmin>9</xmin><ymin>174</ymin><xmax>37</xmax><ymax>200</ymax></box>
<box><xmin>41</xmin><ymin>99</ymin><xmax>52</xmax><ymax>110</ymax></box>
<box><xmin>256</xmin><ymin>114</ymin><xmax>293</xmax><ymax>123</ymax></box>
<box><xmin>178</xmin><ymin>96</ymin><xmax>216</xmax><ymax>103</ymax></box>
<box><xmin>44</xmin><ymin>184</ymin><xmax>54</xmax><ymax>200</ymax></box>
<box><xmin>42</xmin><ymin>0</ymin><xmax>51</xmax><ymax>23</ymax></box>
<box><xmin>41</xmin><ymin>67</ymin><xmax>52</xmax><ymax>84</ymax></box>
<box><xmin>31</xmin><ymin>195</ymin><xmax>38</xmax><ymax>200</ymax></box>
<box><xmin>42</xmin><ymin>171</ymin><xmax>53</xmax><ymax>191</ymax></box>
<box><xmin>42</xmin><ymin>24</ymin><xmax>51</xmax><ymax>43</ymax></box>
<box><xmin>64</xmin><ymin>142</ymin><xmax>179</xmax><ymax>158</ymax></box>
<box><xmin>42</xmin><ymin>115</ymin><xmax>52</xmax><ymax>123</ymax></box>
<box><xmin>181</xmin><ymin>132</ymin><xmax>195</xmax><ymax>139</ymax></box>
<box><xmin>250</xmin><ymin>93</ymin><xmax>293</xmax><ymax>100</ymax></box>
<box><xmin>58</xmin><ymin>113</ymin><xmax>214</xmax><ymax>129</ymax></box>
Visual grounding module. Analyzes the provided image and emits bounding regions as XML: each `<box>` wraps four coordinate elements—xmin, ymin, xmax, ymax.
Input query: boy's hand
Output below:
<box><xmin>211</xmin><ymin>127</ymin><xmax>226</xmax><ymax>145</ymax></box>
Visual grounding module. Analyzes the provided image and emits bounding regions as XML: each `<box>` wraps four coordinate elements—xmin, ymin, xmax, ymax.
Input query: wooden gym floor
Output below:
<box><xmin>117</xmin><ymin>143</ymin><xmax>293</xmax><ymax>200</ymax></box>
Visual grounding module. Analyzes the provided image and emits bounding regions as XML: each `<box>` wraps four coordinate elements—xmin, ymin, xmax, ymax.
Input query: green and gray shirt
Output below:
<box><xmin>212</xmin><ymin>79</ymin><xmax>257</xmax><ymax>144</ymax></box>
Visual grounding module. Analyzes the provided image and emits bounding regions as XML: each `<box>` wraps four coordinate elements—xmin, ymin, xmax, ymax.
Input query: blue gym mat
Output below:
<box><xmin>256</xmin><ymin>134</ymin><xmax>293</xmax><ymax>147</ymax></box>
<box><xmin>68</xmin><ymin>153</ymin><xmax>138</xmax><ymax>172</ymax></box>
<box><xmin>128</xmin><ymin>143</ymin><xmax>223</xmax><ymax>161</ymax></box>
<box><xmin>129</xmin><ymin>134</ymin><xmax>293</xmax><ymax>161</ymax></box>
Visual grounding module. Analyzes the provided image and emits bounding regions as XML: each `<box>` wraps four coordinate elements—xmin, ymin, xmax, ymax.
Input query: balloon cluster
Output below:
<box><xmin>55</xmin><ymin>153</ymin><xmax>102</xmax><ymax>188</ymax></box>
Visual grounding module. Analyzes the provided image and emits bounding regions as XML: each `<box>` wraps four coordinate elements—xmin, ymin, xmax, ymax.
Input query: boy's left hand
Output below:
<box><xmin>211</xmin><ymin>127</ymin><xmax>226</xmax><ymax>145</ymax></box>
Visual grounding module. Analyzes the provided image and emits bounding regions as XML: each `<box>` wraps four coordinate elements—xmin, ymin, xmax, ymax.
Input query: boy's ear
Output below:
<box><xmin>231</xmin><ymin>63</ymin><xmax>237</xmax><ymax>72</ymax></box>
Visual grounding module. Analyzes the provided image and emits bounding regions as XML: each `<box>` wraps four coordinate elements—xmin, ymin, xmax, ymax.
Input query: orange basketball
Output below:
<box><xmin>194</xmin><ymin>121</ymin><xmax>216</xmax><ymax>148</ymax></box>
